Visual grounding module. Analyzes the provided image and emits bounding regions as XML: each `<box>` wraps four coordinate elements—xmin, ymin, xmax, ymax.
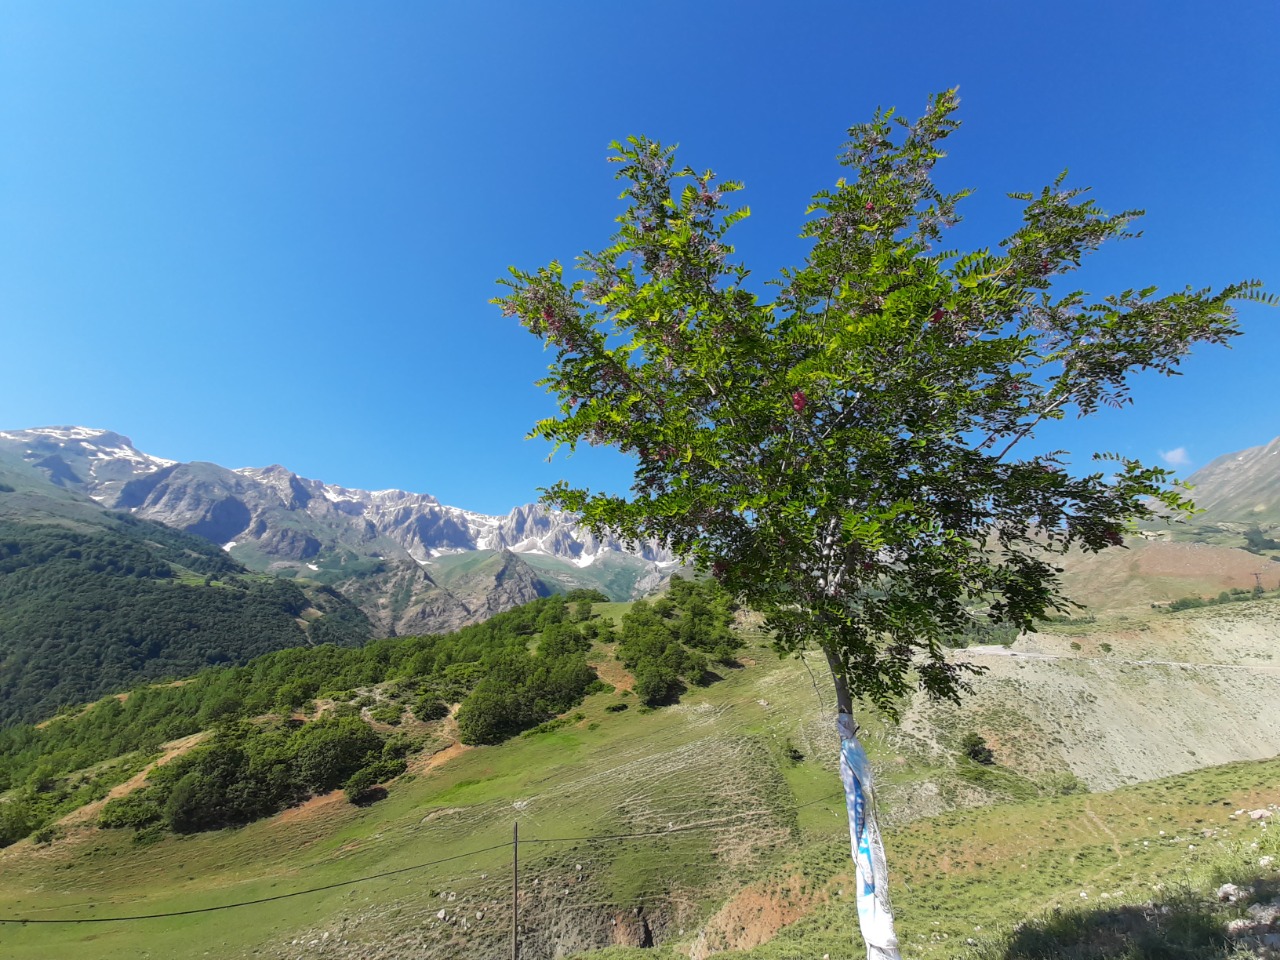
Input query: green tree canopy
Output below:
<box><xmin>498</xmin><ymin>90</ymin><xmax>1268</xmax><ymax>716</ymax></box>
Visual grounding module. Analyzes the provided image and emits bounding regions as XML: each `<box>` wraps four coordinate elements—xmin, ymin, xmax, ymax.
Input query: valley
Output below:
<box><xmin>1</xmin><ymin>593</ymin><xmax>1279</xmax><ymax>959</ymax></box>
<box><xmin>5</xmin><ymin>12</ymin><xmax>1276</xmax><ymax>959</ymax></box>
<box><xmin>1</xmin><ymin>428</ymin><xmax>1279</xmax><ymax>958</ymax></box>
<box><xmin>0</xmin><ymin>428</ymin><xmax>681</xmax><ymax>638</ymax></box>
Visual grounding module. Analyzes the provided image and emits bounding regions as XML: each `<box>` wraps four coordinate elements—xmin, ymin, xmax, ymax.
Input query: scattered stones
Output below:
<box><xmin>1227</xmin><ymin>917</ymin><xmax>1254</xmax><ymax>936</ymax></box>
<box><xmin>1246</xmin><ymin>900</ymin><xmax>1280</xmax><ymax>925</ymax></box>
<box><xmin>1249</xmin><ymin>809</ymin><xmax>1273</xmax><ymax>820</ymax></box>
<box><xmin>1217</xmin><ymin>883</ymin><xmax>1249</xmax><ymax>903</ymax></box>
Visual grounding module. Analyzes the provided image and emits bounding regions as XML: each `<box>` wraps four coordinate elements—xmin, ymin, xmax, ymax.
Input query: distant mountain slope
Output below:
<box><xmin>0</xmin><ymin>474</ymin><xmax>371</xmax><ymax>726</ymax></box>
<box><xmin>1174</xmin><ymin>434</ymin><xmax>1280</xmax><ymax>544</ymax></box>
<box><xmin>0</xmin><ymin>427</ymin><xmax>683</xmax><ymax>634</ymax></box>
<box><xmin>1056</xmin><ymin>537</ymin><xmax>1279</xmax><ymax>613</ymax></box>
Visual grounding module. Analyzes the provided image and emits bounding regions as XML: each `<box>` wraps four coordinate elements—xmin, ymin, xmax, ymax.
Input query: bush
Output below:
<box><xmin>961</xmin><ymin>732</ymin><xmax>995</xmax><ymax>765</ymax></box>
<box><xmin>99</xmin><ymin>791</ymin><xmax>163</xmax><ymax>829</ymax></box>
<box><xmin>343</xmin><ymin>757</ymin><xmax>407</xmax><ymax>804</ymax></box>
<box><xmin>456</xmin><ymin>685</ymin><xmax>522</xmax><ymax>745</ymax></box>
<box><xmin>414</xmin><ymin>697</ymin><xmax>449</xmax><ymax>722</ymax></box>
<box><xmin>291</xmin><ymin>717</ymin><xmax>383</xmax><ymax>792</ymax></box>
<box><xmin>632</xmin><ymin>660</ymin><xmax>682</xmax><ymax>706</ymax></box>
<box><xmin>369</xmin><ymin>702</ymin><xmax>403</xmax><ymax>725</ymax></box>
<box><xmin>1038</xmin><ymin>771</ymin><xmax>1088</xmax><ymax>796</ymax></box>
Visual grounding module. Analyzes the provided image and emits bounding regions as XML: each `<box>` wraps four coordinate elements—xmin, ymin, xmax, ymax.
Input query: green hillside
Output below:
<box><xmin>1</xmin><ymin>589</ymin><xmax>1279</xmax><ymax>958</ymax></box>
<box><xmin>0</xmin><ymin>582</ymin><xmax>733</xmax><ymax>845</ymax></box>
<box><xmin>0</xmin><ymin>508</ymin><xmax>371</xmax><ymax>727</ymax></box>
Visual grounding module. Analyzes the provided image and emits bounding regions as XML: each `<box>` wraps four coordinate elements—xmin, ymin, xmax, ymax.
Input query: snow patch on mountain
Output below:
<box><xmin>0</xmin><ymin>426</ymin><xmax>676</xmax><ymax>573</ymax></box>
<box><xmin>0</xmin><ymin>427</ymin><xmax>175</xmax><ymax>470</ymax></box>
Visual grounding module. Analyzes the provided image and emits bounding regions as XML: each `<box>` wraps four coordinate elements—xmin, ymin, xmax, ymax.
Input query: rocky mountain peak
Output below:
<box><xmin>0</xmin><ymin>426</ymin><xmax>684</xmax><ymax>634</ymax></box>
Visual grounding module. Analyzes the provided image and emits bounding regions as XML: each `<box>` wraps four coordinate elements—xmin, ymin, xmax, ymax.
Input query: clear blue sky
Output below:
<box><xmin>2</xmin><ymin>2</ymin><xmax>1276</xmax><ymax>514</ymax></box>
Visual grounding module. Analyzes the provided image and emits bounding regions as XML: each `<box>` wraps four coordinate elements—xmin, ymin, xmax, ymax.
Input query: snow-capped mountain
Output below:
<box><xmin>0</xmin><ymin>427</ymin><xmax>681</xmax><ymax>634</ymax></box>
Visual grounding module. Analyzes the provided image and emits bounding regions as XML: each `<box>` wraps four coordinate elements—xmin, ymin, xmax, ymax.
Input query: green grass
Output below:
<box><xmin>424</xmin><ymin>549</ymin><xmax>501</xmax><ymax>584</ymax></box>
<box><xmin>0</xmin><ymin>635</ymin><xmax>832</xmax><ymax>958</ymax></box>
<box><xmin>518</xmin><ymin>552</ymin><xmax>659</xmax><ymax>601</ymax></box>
<box><xmin>709</xmin><ymin>756</ymin><xmax>1280</xmax><ymax>960</ymax></box>
<box><xmin>2</xmin><ymin>615</ymin><xmax>1278</xmax><ymax>960</ymax></box>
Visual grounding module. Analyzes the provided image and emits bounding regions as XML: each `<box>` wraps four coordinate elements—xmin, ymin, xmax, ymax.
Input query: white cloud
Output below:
<box><xmin>1159</xmin><ymin>446</ymin><xmax>1192</xmax><ymax>468</ymax></box>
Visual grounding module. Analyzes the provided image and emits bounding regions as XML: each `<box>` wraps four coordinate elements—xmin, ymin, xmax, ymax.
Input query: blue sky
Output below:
<box><xmin>2</xmin><ymin>2</ymin><xmax>1276</xmax><ymax>514</ymax></box>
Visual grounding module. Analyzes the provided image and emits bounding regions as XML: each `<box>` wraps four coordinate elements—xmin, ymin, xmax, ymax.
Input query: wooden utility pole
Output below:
<box><xmin>511</xmin><ymin>821</ymin><xmax>519</xmax><ymax>960</ymax></box>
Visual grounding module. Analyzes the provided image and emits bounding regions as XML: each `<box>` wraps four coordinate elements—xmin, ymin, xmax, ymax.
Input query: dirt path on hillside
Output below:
<box><xmin>272</xmin><ymin>790</ymin><xmax>348</xmax><ymax>826</ymax></box>
<box><xmin>592</xmin><ymin>657</ymin><xmax>636</xmax><ymax>693</ymax></box>
<box><xmin>407</xmin><ymin>712</ymin><xmax>471</xmax><ymax>776</ymax></box>
<box><xmin>57</xmin><ymin>731</ymin><xmax>210</xmax><ymax>827</ymax></box>
<box><xmin>412</xmin><ymin>740</ymin><xmax>470</xmax><ymax>775</ymax></box>
<box><xmin>963</xmin><ymin>645</ymin><xmax>1280</xmax><ymax>672</ymax></box>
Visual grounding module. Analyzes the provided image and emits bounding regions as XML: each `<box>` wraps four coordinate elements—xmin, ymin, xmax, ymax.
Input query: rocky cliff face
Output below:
<box><xmin>0</xmin><ymin>427</ymin><xmax>680</xmax><ymax>634</ymax></box>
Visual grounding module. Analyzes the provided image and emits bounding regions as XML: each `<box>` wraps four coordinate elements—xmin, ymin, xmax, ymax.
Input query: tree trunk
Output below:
<box><xmin>823</xmin><ymin>644</ymin><xmax>854</xmax><ymax>717</ymax></box>
<box><xmin>824</xmin><ymin>645</ymin><xmax>901</xmax><ymax>960</ymax></box>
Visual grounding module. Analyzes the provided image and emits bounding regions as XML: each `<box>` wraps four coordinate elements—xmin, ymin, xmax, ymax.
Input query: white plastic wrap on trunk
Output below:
<box><xmin>838</xmin><ymin>714</ymin><xmax>901</xmax><ymax>960</ymax></box>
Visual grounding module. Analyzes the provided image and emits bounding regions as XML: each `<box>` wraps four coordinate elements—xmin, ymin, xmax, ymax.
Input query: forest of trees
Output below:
<box><xmin>97</xmin><ymin>717</ymin><xmax>404</xmax><ymax>833</ymax></box>
<box><xmin>616</xmin><ymin>575</ymin><xmax>741</xmax><ymax>705</ymax></box>
<box><xmin>0</xmin><ymin>580</ymin><xmax>741</xmax><ymax>846</ymax></box>
<box><xmin>0</xmin><ymin>519</ymin><xmax>370</xmax><ymax>725</ymax></box>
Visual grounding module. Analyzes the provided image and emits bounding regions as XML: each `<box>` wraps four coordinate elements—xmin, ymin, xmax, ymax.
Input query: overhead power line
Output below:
<box><xmin>0</xmin><ymin>813</ymin><xmax>801</xmax><ymax>925</ymax></box>
<box><xmin>0</xmin><ymin>842</ymin><xmax>510</xmax><ymax>924</ymax></box>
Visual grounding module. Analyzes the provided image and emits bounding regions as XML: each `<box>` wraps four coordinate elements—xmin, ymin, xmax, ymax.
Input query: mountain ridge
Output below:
<box><xmin>0</xmin><ymin>426</ymin><xmax>683</xmax><ymax>634</ymax></box>
<box><xmin>1183</xmin><ymin>433</ymin><xmax>1280</xmax><ymax>530</ymax></box>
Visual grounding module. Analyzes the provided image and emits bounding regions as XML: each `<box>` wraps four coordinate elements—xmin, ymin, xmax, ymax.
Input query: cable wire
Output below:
<box><xmin>0</xmin><ymin>841</ymin><xmax>511</xmax><ymax>924</ymax></box>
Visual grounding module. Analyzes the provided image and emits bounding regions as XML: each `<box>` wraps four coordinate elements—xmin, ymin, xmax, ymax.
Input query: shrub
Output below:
<box><xmin>291</xmin><ymin>716</ymin><xmax>383</xmax><ymax>792</ymax></box>
<box><xmin>343</xmin><ymin>757</ymin><xmax>407</xmax><ymax>804</ymax></box>
<box><xmin>369</xmin><ymin>702</ymin><xmax>403</xmax><ymax>725</ymax></box>
<box><xmin>99</xmin><ymin>791</ymin><xmax>163</xmax><ymax>829</ymax></box>
<box><xmin>1038</xmin><ymin>771</ymin><xmax>1089</xmax><ymax>796</ymax></box>
<box><xmin>414</xmin><ymin>697</ymin><xmax>449</xmax><ymax>722</ymax></box>
<box><xmin>961</xmin><ymin>732</ymin><xmax>995</xmax><ymax>765</ymax></box>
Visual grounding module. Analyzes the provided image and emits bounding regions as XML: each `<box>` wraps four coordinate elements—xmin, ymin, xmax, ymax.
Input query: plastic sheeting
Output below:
<box><xmin>839</xmin><ymin>713</ymin><xmax>901</xmax><ymax>960</ymax></box>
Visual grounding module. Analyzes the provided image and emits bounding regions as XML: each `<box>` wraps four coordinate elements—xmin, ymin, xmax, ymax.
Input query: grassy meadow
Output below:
<box><xmin>2</xmin><ymin>600</ymin><xmax>1279</xmax><ymax>959</ymax></box>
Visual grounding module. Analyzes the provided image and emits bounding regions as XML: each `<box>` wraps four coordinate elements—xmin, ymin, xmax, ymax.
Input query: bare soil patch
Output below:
<box><xmin>934</xmin><ymin>606</ymin><xmax>1280</xmax><ymax>790</ymax></box>
<box><xmin>592</xmin><ymin>657</ymin><xmax>635</xmax><ymax>693</ymax></box>
<box><xmin>410</xmin><ymin>740</ymin><xmax>470</xmax><ymax>776</ymax></box>
<box><xmin>1060</xmin><ymin>539</ymin><xmax>1276</xmax><ymax>612</ymax></box>
<box><xmin>689</xmin><ymin>873</ymin><xmax>822</xmax><ymax>959</ymax></box>
<box><xmin>272</xmin><ymin>790</ymin><xmax>347</xmax><ymax>827</ymax></box>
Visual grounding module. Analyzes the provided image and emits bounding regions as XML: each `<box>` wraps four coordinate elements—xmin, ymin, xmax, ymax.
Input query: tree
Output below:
<box><xmin>496</xmin><ymin>90</ymin><xmax>1267</xmax><ymax>958</ymax></box>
